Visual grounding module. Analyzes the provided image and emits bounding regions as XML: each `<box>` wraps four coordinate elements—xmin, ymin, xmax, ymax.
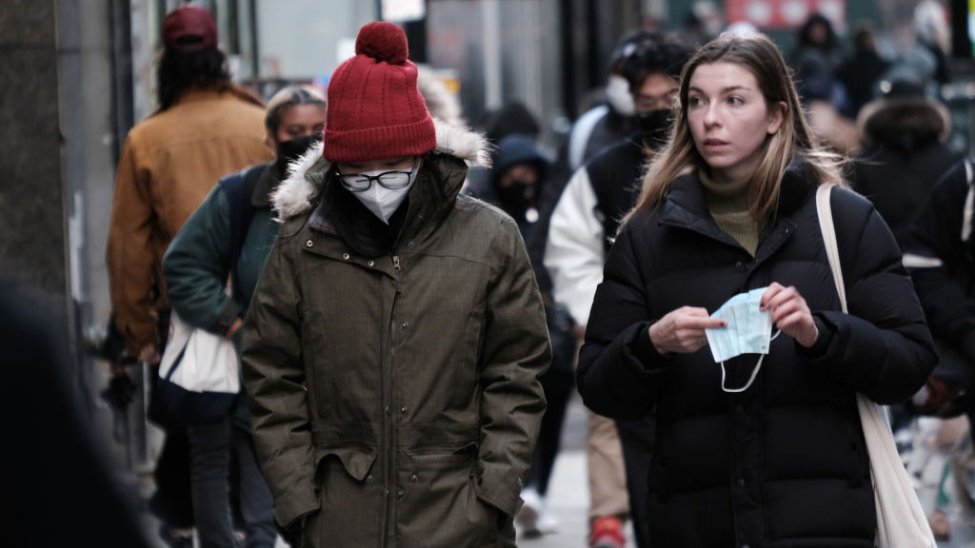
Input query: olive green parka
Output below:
<box><xmin>242</xmin><ymin>122</ymin><xmax>551</xmax><ymax>547</ymax></box>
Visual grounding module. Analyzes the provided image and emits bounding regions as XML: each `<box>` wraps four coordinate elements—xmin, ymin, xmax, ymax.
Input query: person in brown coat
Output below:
<box><xmin>107</xmin><ymin>4</ymin><xmax>271</xmax><ymax>361</ymax></box>
<box><xmin>104</xmin><ymin>5</ymin><xmax>271</xmax><ymax>546</ymax></box>
<box><xmin>241</xmin><ymin>22</ymin><xmax>550</xmax><ymax>547</ymax></box>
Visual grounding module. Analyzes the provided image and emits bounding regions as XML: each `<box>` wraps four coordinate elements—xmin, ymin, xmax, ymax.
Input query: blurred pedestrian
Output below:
<box><xmin>105</xmin><ymin>4</ymin><xmax>272</xmax><ymax>545</ymax></box>
<box><xmin>482</xmin><ymin>101</ymin><xmax>542</xmax><ymax>146</ymax></box>
<box><xmin>465</xmin><ymin>101</ymin><xmax>542</xmax><ymax>219</ymax></box>
<box><xmin>914</xmin><ymin>0</ymin><xmax>951</xmax><ymax>86</ymax></box>
<box><xmin>577</xmin><ymin>33</ymin><xmax>935</xmax><ymax>547</ymax></box>
<box><xmin>241</xmin><ymin>22</ymin><xmax>550</xmax><ymax>547</ymax></box>
<box><xmin>1</xmin><ymin>278</ymin><xmax>151</xmax><ymax>548</ymax></box>
<box><xmin>553</xmin><ymin>30</ymin><xmax>656</xmax><ymax>188</ymax></box>
<box><xmin>791</xmin><ymin>13</ymin><xmax>845</xmax><ymax>75</ymax></box>
<box><xmin>163</xmin><ymin>84</ymin><xmax>326</xmax><ymax>548</ymax></box>
<box><xmin>546</xmin><ymin>30</ymin><xmax>692</xmax><ymax>548</ymax></box>
<box><xmin>905</xmin><ymin>158</ymin><xmax>975</xmax><ymax>437</ymax></box>
<box><xmin>836</xmin><ymin>25</ymin><xmax>891</xmax><ymax>117</ymax></box>
<box><xmin>466</xmin><ymin>134</ymin><xmax>575</xmax><ymax>538</ymax></box>
<box><xmin>851</xmin><ymin>78</ymin><xmax>960</xmax><ymax>246</ymax></box>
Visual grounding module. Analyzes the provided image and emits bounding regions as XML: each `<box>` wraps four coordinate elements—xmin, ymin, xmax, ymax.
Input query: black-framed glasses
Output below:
<box><xmin>337</xmin><ymin>158</ymin><xmax>418</xmax><ymax>192</ymax></box>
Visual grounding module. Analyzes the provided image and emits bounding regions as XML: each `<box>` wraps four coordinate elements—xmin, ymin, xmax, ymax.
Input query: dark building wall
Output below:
<box><xmin>0</xmin><ymin>1</ymin><xmax>68</xmax><ymax>305</ymax></box>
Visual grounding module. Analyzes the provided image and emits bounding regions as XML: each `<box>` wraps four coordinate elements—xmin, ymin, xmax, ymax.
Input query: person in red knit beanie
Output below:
<box><xmin>241</xmin><ymin>21</ymin><xmax>551</xmax><ymax>547</ymax></box>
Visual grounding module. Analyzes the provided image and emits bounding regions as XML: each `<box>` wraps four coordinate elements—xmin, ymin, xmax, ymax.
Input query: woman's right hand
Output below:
<box><xmin>649</xmin><ymin>306</ymin><xmax>726</xmax><ymax>355</ymax></box>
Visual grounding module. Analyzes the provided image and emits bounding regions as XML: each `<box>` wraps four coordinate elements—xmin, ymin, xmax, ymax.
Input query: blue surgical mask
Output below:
<box><xmin>704</xmin><ymin>287</ymin><xmax>781</xmax><ymax>393</ymax></box>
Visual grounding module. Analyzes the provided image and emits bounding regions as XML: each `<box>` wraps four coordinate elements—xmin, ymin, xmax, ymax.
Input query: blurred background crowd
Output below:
<box><xmin>7</xmin><ymin>0</ymin><xmax>975</xmax><ymax>546</ymax></box>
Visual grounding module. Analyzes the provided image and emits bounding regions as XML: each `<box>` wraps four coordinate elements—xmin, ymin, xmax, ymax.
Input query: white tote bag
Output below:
<box><xmin>154</xmin><ymin>311</ymin><xmax>240</xmax><ymax>424</ymax></box>
<box><xmin>815</xmin><ymin>184</ymin><xmax>936</xmax><ymax>548</ymax></box>
<box><xmin>160</xmin><ymin>312</ymin><xmax>239</xmax><ymax>393</ymax></box>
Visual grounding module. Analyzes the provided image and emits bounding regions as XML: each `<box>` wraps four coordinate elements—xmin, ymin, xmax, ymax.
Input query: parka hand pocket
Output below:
<box><xmin>314</xmin><ymin>448</ymin><xmax>377</xmax><ymax>482</ymax></box>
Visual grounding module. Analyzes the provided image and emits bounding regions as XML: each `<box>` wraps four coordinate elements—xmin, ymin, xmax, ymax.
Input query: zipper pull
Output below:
<box><xmin>392</xmin><ymin>255</ymin><xmax>401</xmax><ymax>272</ymax></box>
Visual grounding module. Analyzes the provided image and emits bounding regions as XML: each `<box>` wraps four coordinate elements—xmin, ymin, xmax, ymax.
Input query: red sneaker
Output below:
<box><xmin>590</xmin><ymin>515</ymin><xmax>626</xmax><ymax>548</ymax></box>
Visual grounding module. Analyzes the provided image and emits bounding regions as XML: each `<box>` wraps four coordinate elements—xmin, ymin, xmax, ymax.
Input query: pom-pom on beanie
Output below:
<box><xmin>324</xmin><ymin>21</ymin><xmax>437</xmax><ymax>163</ymax></box>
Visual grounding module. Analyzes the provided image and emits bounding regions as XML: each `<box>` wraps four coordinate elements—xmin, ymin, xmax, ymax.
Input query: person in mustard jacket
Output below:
<box><xmin>105</xmin><ymin>5</ymin><xmax>271</xmax><ymax>545</ymax></box>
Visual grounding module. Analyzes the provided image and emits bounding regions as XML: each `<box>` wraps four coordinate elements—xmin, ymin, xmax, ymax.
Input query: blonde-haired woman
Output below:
<box><xmin>577</xmin><ymin>33</ymin><xmax>935</xmax><ymax>547</ymax></box>
<box><xmin>163</xmin><ymin>84</ymin><xmax>325</xmax><ymax>547</ymax></box>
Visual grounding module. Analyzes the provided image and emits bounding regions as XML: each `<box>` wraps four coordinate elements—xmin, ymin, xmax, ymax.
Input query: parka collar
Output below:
<box><xmin>306</xmin><ymin>153</ymin><xmax>468</xmax><ymax>244</ymax></box>
<box><xmin>272</xmin><ymin>120</ymin><xmax>490</xmax><ymax>221</ymax></box>
<box><xmin>857</xmin><ymin>96</ymin><xmax>950</xmax><ymax>149</ymax></box>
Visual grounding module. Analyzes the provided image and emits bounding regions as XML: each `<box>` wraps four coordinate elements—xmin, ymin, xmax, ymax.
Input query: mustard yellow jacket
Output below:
<box><xmin>107</xmin><ymin>86</ymin><xmax>272</xmax><ymax>352</ymax></box>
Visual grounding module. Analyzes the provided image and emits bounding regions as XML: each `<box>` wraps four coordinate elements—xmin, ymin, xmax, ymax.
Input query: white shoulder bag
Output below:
<box><xmin>815</xmin><ymin>184</ymin><xmax>936</xmax><ymax>547</ymax></box>
<box><xmin>154</xmin><ymin>311</ymin><xmax>240</xmax><ymax>425</ymax></box>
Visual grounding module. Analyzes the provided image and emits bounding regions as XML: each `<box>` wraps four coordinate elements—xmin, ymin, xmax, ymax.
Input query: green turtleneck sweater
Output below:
<box><xmin>699</xmin><ymin>170</ymin><xmax>759</xmax><ymax>257</ymax></box>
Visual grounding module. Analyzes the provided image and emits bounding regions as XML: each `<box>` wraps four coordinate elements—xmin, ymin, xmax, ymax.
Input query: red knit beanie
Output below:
<box><xmin>324</xmin><ymin>22</ymin><xmax>437</xmax><ymax>163</ymax></box>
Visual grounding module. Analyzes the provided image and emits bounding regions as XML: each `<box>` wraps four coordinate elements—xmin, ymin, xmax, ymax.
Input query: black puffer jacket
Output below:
<box><xmin>578</xmin><ymin>165</ymin><xmax>935</xmax><ymax>547</ymax></box>
<box><xmin>851</xmin><ymin>95</ymin><xmax>961</xmax><ymax>246</ymax></box>
<box><xmin>906</xmin><ymin>160</ymin><xmax>975</xmax><ymax>357</ymax></box>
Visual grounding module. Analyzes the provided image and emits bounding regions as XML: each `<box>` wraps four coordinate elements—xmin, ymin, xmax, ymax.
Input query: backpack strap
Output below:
<box><xmin>219</xmin><ymin>163</ymin><xmax>268</xmax><ymax>301</ymax></box>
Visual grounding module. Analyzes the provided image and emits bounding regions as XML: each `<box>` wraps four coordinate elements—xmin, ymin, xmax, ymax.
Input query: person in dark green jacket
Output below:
<box><xmin>162</xmin><ymin>84</ymin><xmax>326</xmax><ymax>548</ymax></box>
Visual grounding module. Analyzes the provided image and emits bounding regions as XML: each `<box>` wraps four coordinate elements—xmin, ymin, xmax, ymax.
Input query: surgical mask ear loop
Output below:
<box><xmin>720</xmin><ymin>329</ymin><xmax>781</xmax><ymax>393</ymax></box>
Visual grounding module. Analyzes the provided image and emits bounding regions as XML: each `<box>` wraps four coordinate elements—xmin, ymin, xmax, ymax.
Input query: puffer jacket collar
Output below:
<box><xmin>661</xmin><ymin>161</ymin><xmax>815</xmax><ymax>234</ymax></box>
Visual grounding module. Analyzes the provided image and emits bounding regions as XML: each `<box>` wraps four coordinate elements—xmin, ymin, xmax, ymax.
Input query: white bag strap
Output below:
<box><xmin>816</xmin><ymin>184</ymin><xmax>846</xmax><ymax>311</ymax></box>
<box><xmin>815</xmin><ymin>184</ymin><xmax>936</xmax><ymax>547</ymax></box>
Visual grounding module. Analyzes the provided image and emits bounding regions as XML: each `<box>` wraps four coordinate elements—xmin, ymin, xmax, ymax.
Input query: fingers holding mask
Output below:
<box><xmin>760</xmin><ymin>283</ymin><xmax>818</xmax><ymax>347</ymax></box>
<box><xmin>650</xmin><ymin>306</ymin><xmax>726</xmax><ymax>354</ymax></box>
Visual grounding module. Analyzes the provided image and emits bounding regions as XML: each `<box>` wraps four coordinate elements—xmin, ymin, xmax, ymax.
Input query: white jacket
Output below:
<box><xmin>544</xmin><ymin>166</ymin><xmax>605</xmax><ymax>327</ymax></box>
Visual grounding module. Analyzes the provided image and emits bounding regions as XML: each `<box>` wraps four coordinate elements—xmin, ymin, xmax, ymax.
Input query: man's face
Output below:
<box><xmin>633</xmin><ymin>73</ymin><xmax>680</xmax><ymax>114</ymax></box>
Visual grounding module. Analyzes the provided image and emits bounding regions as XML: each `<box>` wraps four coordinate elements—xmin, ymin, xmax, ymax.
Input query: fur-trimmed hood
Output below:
<box><xmin>273</xmin><ymin>119</ymin><xmax>490</xmax><ymax>220</ymax></box>
<box><xmin>857</xmin><ymin>96</ymin><xmax>950</xmax><ymax>150</ymax></box>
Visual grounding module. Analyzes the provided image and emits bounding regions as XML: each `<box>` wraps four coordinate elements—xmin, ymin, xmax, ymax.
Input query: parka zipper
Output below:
<box><xmin>381</xmin><ymin>253</ymin><xmax>402</xmax><ymax>547</ymax></box>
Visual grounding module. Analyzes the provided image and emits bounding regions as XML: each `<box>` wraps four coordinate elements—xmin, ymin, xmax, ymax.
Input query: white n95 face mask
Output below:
<box><xmin>345</xmin><ymin>166</ymin><xmax>419</xmax><ymax>224</ymax></box>
<box><xmin>704</xmin><ymin>287</ymin><xmax>781</xmax><ymax>393</ymax></box>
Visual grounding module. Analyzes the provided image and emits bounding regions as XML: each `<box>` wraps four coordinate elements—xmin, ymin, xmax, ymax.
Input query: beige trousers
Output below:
<box><xmin>587</xmin><ymin>410</ymin><xmax>630</xmax><ymax>520</ymax></box>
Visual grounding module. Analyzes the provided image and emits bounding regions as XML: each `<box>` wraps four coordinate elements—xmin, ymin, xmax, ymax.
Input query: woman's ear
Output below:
<box><xmin>767</xmin><ymin>101</ymin><xmax>786</xmax><ymax>135</ymax></box>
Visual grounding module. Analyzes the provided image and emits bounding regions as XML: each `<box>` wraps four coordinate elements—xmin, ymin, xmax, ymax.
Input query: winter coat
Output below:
<box><xmin>577</xmin><ymin>164</ymin><xmax>935</xmax><ymax>547</ymax></box>
<box><xmin>905</xmin><ymin>159</ymin><xmax>975</xmax><ymax>360</ymax></box>
<box><xmin>544</xmin><ymin>135</ymin><xmax>644</xmax><ymax>328</ymax></box>
<box><xmin>163</xmin><ymin>163</ymin><xmax>282</xmax><ymax>428</ymax></box>
<box><xmin>241</xmin><ymin>123</ymin><xmax>551</xmax><ymax>548</ymax></box>
<box><xmin>107</xmin><ymin>86</ymin><xmax>272</xmax><ymax>352</ymax></box>
<box><xmin>463</xmin><ymin>135</ymin><xmax>576</xmax><ymax>373</ymax></box>
<box><xmin>851</xmin><ymin>95</ymin><xmax>961</xmax><ymax>247</ymax></box>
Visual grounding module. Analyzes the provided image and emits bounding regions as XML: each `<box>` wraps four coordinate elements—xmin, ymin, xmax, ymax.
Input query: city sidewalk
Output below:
<box><xmin>511</xmin><ymin>394</ymin><xmax>634</xmax><ymax>547</ymax></box>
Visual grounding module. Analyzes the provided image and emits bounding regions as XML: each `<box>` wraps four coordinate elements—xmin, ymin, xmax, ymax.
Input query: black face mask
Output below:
<box><xmin>635</xmin><ymin>108</ymin><xmax>674</xmax><ymax>151</ymax></box>
<box><xmin>275</xmin><ymin>135</ymin><xmax>318</xmax><ymax>173</ymax></box>
<box><xmin>497</xmin><ymin>180</ymin><xmax>537</xmax><ymax>217</ymax></box>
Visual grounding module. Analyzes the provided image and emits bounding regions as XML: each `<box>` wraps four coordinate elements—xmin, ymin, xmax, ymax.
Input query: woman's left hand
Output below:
<box><xmin>760</xmin><ymin>282</ymin><xmax>819</xmax><ymax>348</ymax></box>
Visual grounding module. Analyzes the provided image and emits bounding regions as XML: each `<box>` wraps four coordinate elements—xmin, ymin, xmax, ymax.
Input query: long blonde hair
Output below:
<box><xmin>628</xmin><ymin>33</ymin><xmax>844</xmax><ymax>225</ymax></box>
